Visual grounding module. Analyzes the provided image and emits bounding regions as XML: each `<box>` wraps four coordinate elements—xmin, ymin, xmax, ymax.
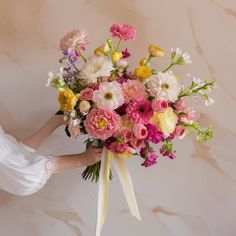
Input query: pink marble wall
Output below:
<box><xmin>0</xmin><ymin>0</ymin><xmax>235</xmax><ymax>235</ymax></box>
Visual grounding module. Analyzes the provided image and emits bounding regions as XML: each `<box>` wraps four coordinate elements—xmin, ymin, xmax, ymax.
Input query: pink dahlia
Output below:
<box><xmin>126</xmin><ymin>97</ymin><xmax>153</xmax><ymax>124</ymax></box>
<box><xmin>110</xmin><ymin>24</ymin><xmax>136</xmax><ymax>41</ymax></box>
<box><xmin>122</xmin><ymin>80</ymin><xmax>146</xmax><ymax>102</ymax></box>
<box><xmin>60</xmin><ymin>29</ymin><xmax>88</xmax><ymax>52</ymax></box>
<box><xmin>84</xmin><ymin>108</ymin><xmax>120</xmax><ymax>140</ymax></box>
<box><xmin>79</xmin><ymin>88</ymin><xmax>94</xmax><ymax>100</ymax></box>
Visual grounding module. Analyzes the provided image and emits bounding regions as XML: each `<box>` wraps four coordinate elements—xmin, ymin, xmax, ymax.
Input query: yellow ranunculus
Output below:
<box><xmin>148</xmin><ymin>45</ymin><xmax>164</xmax><ymax>57</ymax></box>
<box><xmin>150</xmin><ymin>108</ymin><xmax>178</xmax><ymax>137</ymax></box>
<box><xmin>111</xmin><ymin>51</ymin><xmax>123</xmax><ymax>62</ymax></box>
<box><xmin>58</xmin><ymin>89</ymin><xmax>77</xmax><ymax>111</ymax></box>
<box><xmin>134</xmin><ymin>65</ymin><xmax>152</xmax><ymax>80</ymax></box>
<box><xmin>94</xmin><ymin>48</ymin><xmax>102</xmax><ymax>56</ymax></box>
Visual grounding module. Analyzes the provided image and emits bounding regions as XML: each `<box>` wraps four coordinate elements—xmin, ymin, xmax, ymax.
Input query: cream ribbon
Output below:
<box><xmin>95</xmin><ymin>148</ymin><xmax>141</xmax><ymax>236</ymax></box>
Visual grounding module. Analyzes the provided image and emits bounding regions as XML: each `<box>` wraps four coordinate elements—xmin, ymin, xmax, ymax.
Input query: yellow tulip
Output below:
<box><xmin>148</xmin><ymin>45</ymin><xmax>164</xmax><ymax>57</ymax></box>
<box><xmin>111</xmin><ymin>51</ymin><xmax>122</xmax><ymax>62</ymax></box>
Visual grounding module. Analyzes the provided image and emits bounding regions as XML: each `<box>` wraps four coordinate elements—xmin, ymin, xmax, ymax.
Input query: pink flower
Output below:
<box><xmin>175</xmin><ymin>99</ymin><xmax>186</xmax><ymax>111</ymax></box>
<box><xmin>174</xmin><ymin>125</ymin><xmax>186</xmax><ymax>139</ymax></box>
<box><xmin>80</xmin><ymin>88</ymin><xmax>94</xmax><ymax>100</ymax></box>
<box><xmin>109</xmin><ymin>142</ymin><xmax>129</xmax><ymax>154</ymax></box>
<box><xmin>151</xmin><ymin>99</ymin><xmax>169</xmax><ymax>112</ymax></box>
<box><xmin>116</xmin><ymin>59</ymin><xmax>128</xmax><ymax>68</ymax></box>
<box><xmin>110</xmin><ymin>24</ymin><xmax>136</xmax><ymax>41</ymax></box>
<box><xmin>122</xmin><ymin>80</ymin><xmax>146</xmax><ymax>102</ymax></box>
<box><xmin>60</xmin><ymin>29</ymin><xmax>88</xmax><ymax>52</ymax></box>
<box><xmin>179</xmin><ymin>107</ymin><xmax>196</xmax><ymax>123</ymax></box>
<box><xmin>68</xmin><ymin>119</ymin><xmax>80</xmax><ymax>138</ymax></box>
<box><xmin>130</xmin><ymin>138</ymin><xmax>145</xmax><ymax>149</ymax></box>
<box><xmin>84</xmin><ymin>108</ymin><xmax>120</xmax><ymax>140</ymax></box>
<box><xmin>126</xmin><ymin>97</ymin><xmax>153</xmax><ymax>124</ymax></box>
<box><xmin>120</xmin><ymin>129</ymin><xmax>133</xmax><ymax>142</ymax></box>
<box><xmin>132</xmin><ymin>123</ymin><xmax>148</xmax><ymax>139</ymax></box>
<box><xmin>140</xmin><ymin>148</ymin><xmax>158</xmax><ymax>167</ymax></box>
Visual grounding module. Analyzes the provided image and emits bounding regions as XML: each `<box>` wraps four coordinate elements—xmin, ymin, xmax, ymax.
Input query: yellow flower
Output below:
<box><xmin>134</xmin><ymin>65</ymin><xmax>152</xmax><ymax>80</ymax></box>
<box><xmin>150</xmin><ymin>108</ymin><xmax>178</xmax><ymax>137</ymax></box>
<box><xmin>148</xmin><ymin>45</ymin><xmax>164</xmax><ymax>57</ymax></box>
<box><xmin>99</xmin><ymin>43</ymin><xmax>110</xmax><ymax>53</ymax></box>
<box><xmin>94</xmin><ymin>48</ymin><xmax>102</xmax><ymax>56</ymax></box>
<box><xmin>111</xmin><ymin>51</ymin><xmax>122</xmax><ymax>62</ymax></box>
<box><xmin>58</xmin><ymin>89</ymin><xmax>77</xmax><ymax>111</ymax></box>
<box><xmin>139</xmin><ymin>58</ymin><xmax>147</xmax><ymax>66</ymax></box>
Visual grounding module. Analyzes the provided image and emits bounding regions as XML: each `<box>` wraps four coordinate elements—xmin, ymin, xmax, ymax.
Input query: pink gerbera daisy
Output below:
<box><xmin>126</xmin><ymin>97</ymin><xmax>153</xmax><ymax>124</ymax></box>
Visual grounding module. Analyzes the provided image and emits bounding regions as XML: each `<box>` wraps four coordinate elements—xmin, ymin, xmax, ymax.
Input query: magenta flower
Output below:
<box><xmin>126</xmin><ymin>97</ymin><xmax>153</xmax><ymax>124</ymax></box>
<box><xmin>145</xmin><ymin>124</ymin><xmax>164</xmax><ymax>144</ymax></box>
<box><xmin>110</xmin><ymin>24</ymin><xmax>136</xmax><ymax>41</ymax></box>
<box><xmin>84</xmin><ymin>108</ymin><xmax>120</xmax><ymax>140</ymax></box>
<box><xmin>140</xmin><ymin>148</ymin><xmax>158</xmax><ymax>167</ymax></box>
<box><xmin>122</xmin><ymin>48</ymin><xmax>131</xmax><ymax>58</ymax></box>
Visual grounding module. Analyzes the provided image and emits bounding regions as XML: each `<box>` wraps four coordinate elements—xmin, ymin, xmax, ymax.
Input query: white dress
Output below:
<box><xmin>0</xmin><ymin>126</ymin><xmax>55</xmax><ymax>196</ymax></box>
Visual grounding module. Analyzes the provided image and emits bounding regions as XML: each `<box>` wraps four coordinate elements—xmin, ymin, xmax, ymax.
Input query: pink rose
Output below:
<box><xmin>80</xmin><ymin>88</ymin><xmax>94</xmax><ymax>100</ymax></box>
<box><xmin>175</xmin><ymin>99</ymin><xmax>186</xmax><ymax>111</ymax></box>
<box><xmin>110</xmin><ymin>23</ymin><xmax>136</xmax><ymax>41</ymax></box>
<box><xmin>120</xmin><ymin>129</ymin><xmax>133</xmax><ymax>142</ymax></box>
<box><xmin>132</xmin><ymin>123</ymin><xmax>148</xmax><ymax>139</ymax></box>
<box><xmin>130</xmin><ymin>138</ymin><xmax>145</xmax><ymax>149</ymax></box>
<box><xmin>174</xmin><ymin>125</ymin><xmax>186</xmax><ymax>139</ymax></box>
<box><xmin>151</xmin><ymin>99</ymin><xmax>169</xmax><ymax>112</ymax></box>
<box><xmin>84</xmin><ymin>108</ymin><xmax>120</xmax><ymax>140</ymax></box>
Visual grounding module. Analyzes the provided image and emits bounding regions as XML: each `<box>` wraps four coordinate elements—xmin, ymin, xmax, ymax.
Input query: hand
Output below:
<box><xmin>52</xmin><ymin>114</ymin><xmax>67</xmax><ymax>127</ymax></box>
<box><xmin>80</xmin><ymin>146</ymin><xmax>103</xmax><ymax>167</ymax></box>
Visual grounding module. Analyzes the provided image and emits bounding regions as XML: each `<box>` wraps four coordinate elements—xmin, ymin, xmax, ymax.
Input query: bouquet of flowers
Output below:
<box><xmin>47</xmin><ymin>23</ymin><xmax>217</xmax><ymax>235</ymax></box>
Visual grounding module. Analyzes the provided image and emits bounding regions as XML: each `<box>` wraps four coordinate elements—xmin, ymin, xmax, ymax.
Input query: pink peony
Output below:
<box><xmin>110</xmin><ymin>24</ymin><xmax>136</xmax><ymax>41</ymax></box>
<box><xmin>126</xmin><ymin>97</ymin><xmax>153</xmax><ymax>124</ymax></box>
<box><xmin>84</xmin><ymin>108</ymin><xmax>120</xmax><ymax>140</ymax></box>
<box><xmin>132</xmin><ymin>123</ymin><xmax>148</xmax><ymax>139</ymax></box>
<box><xmin>151</xmin><ymin>99</ymin><xmax>169</xmax><ymax>112</ymax></box>
<box><xmin>60</xmin><ymin>29</ymin><xmax>88</xmax><ymax>52</ymax></box>
<box><xmin>122</xmin><ymin>80</ymin><xmax>146</xmax><ymax>102</ymax></box>
<box><xmin>80</xmin><ymin>88</ymin><xmax>94</xmax><ymax>100</ymax></box>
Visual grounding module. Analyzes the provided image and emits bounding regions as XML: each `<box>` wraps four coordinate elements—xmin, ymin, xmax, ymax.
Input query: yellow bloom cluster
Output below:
<box><xmin>58</xmin><ymin>89</ymin><xmax>77</xmax><ymax>111</ymax></box>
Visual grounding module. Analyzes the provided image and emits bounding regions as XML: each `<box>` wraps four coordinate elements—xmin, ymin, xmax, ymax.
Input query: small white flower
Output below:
<box><xmin>81</xmin><ymin>55</ymin><xmax>114</xmax><ymax>84</ymax></box>
<box><xmin>147</xmin><ymin>72</ymin><xmax>179</xmax><ymax>102</ymax></box>
<box><xmin>93</xmin><ymin>81</ymin><xmax>124</xmax><ymax>110</ymax></box>
<box><xmin>46</xmin><ymin>67</ymin><xmax>64</xmax><ymax>87</ymax></box>
<box><xmin>205</xmin><ymin>97</ymin><xmax>215</xmax><ymax>106</ymax></box>
<box><xmin>171</xmin><ymin>47</ymin><xmax>192</xmax><ymax>64</ymax></box>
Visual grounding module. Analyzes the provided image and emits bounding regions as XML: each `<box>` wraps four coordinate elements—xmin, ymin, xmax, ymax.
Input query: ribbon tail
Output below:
<box><xmin>113</xmin><ymin>156</ymin><xmax>142</xmax><ymax>221</ymax></box>
<box><xmin>95</xmin><ymin>148</ymin><xmax>112</xmax><ymax>236</ymax></box>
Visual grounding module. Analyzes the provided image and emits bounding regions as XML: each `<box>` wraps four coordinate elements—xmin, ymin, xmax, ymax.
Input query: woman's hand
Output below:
<box><xmin>79</xmin><ymin>146</ymin><xmax>103</xmax><ymax>167</ymax></box>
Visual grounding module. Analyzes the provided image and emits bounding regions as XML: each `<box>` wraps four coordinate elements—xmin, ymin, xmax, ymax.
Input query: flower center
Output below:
<box><xmin>104</xmin><ymin>92</ymin><xmax>113</xmax><ymax>100</ymax></box>
<box><xmin>139</xmin><ymin>106</ymin><xmax>145</xmax><ymax>113</ymax></box>
<box><xmin>97</xmin><ymin>118</ymin><xmax>107</xmax><ymax>129</ymax></box>
<box><xmin>161</xmin><ymin>83</ymin><xmax>169</xmax><ymax>90</ymax></box>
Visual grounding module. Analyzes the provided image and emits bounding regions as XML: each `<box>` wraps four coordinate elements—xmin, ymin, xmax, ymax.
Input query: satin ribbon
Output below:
<box><xmin>95</xmin><ymin>148</ymin><xmax>141</xmax><ymax>236</ymax></box>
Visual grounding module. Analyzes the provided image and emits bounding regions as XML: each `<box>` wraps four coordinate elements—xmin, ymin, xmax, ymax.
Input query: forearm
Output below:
<box><xmin>22</xmin><ymin>115</ymin><xmax>64</xmax><ymax>150</ymax></box>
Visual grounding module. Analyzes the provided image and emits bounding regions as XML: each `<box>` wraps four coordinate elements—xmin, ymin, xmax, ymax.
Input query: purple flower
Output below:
<box><xmin>145</xmin><ymin>124</ymin><xmax>164</xmax><ymax>144</ymax></box>
<box><xmin>116</xmin><ymin>76</ymin><xmax>128</xmax><ymax>84</ymax></box>
<box><xmin>122</xmin><ymin>48</ymin><xmax>131</xmax><ymax>58</ymax></box>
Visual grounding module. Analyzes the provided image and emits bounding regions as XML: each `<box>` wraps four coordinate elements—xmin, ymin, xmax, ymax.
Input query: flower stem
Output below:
<box><xmin>76</xmin><ymin>47</ymin><xmax>87</xmax><ymax>63</ymax></box>
<box><xmin>116</xmin><ymin>38</ymin><xmax>122</xmax><ymax>50</ymax></box>
<box><xmin>162</xmin><ymin>63</ymin><xmax>174</xmax><ymax>73</ymax></box>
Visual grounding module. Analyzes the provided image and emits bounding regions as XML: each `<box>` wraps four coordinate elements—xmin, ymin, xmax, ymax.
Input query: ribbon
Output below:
<box><xmin>95</xmin><ymin>148</ymin><xmax>141</xmax><ymax>236</ymax></box>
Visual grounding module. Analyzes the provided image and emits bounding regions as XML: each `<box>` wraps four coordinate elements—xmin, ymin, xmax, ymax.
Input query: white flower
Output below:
<box><xmin>79</xmin><ymin>100</ymin><xmax>91</xmax><ymax>113</ymax></box>
<box><xmin>146</xmin><ymin>72</ymin><xmax>179</xmax><ymax>102</ymax></box>
<box><xmin>187</xmin><ymin>74</ymin><xmax>204</xmax><ymax>88</ymax></box>
<box><xmin>46</xmin><ymin>67</ymin><xmax>64</xmax><ymax>87</ymax></box>
<box><xmin>93</xmin><ymin>81</ymin><xmax>124</xmax><ymax>110</ymax></box>
<box><xmin>80</xmin><ymin>55</ymin><xmax>114</xmax><ymax>84</ymax></box>
<box><xmin>171</xmin><ymin>47</ymin><xmax>192</xmax><ymax>64</ymax></box>
<box><xmin>205</xmin><ymin>97</ymin><xmax>215</xmax><ymax>106</ymax></box>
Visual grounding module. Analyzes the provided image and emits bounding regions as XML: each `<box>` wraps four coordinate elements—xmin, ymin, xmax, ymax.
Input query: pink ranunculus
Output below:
<box><xmin>110</xmin><ymin>24</ymin><xmax>136</xmax><ymax>41</ymax></box>
<box><xmin>151</xmin><ymin>99</ymin><xmax>169</xmax><ymax>112</ymax></box>
<box><xmin>132</xmin><ymin>123</ymin><xmax>148</xmax><ymax>139</ymax></box>
<box><xmin>79</xmin><ymin>88</ymin><xmax>94</xmax><ymax>100</ymax></box>
<box><xmin>109</xmin><ymin>142</ymin><xmax>129</xmax><ymax>154</ymax></box>
<box><xmin>122</xmin><ymin>80</ymin><xmax>146</xmax><ymax>102</ymax></box>
<box><xmin>175</xmin><ymin>99</ymin><xmax>186</xmax><ymax>111</ymax></box>
<box><xmin>126</xmin><ymin>97</ymin><xmax>153</xmax><ymax>124</ymax></box>
<box><xmin>130</xmin><ymin>138</ymin><xmax>145</xmax><ymax>149</ymax></box>
<box><xmin>84</xmin><ymin>108</ymin><xmax>120</xmax><ymax>140</ymax></box>
<box><xmin>174</xmin><ymin>125</ymin><xmax>186</xmax><ymax>139</ymax></box>
<box><xmin>120</xmin><ymin>129</ymin><xmax>133</xmax><ymax>142</ymax></box>
<box><xmin>59</xmin><ymin>29</ymin><xmax>88</xmax><ymax>52</ymax></box>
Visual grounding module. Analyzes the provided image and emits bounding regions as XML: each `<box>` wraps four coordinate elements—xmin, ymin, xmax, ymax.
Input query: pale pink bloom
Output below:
<box><xmin>132</xmin><ymin>123</ymin><xmax>148</xmax><ymax>139</ymax></box>
<box><xmin>175</xmin><ymin>99</ymin><xmax>186</xmax><ymax>111</ymax></box>
<box><xmin>174</xmin><ymin>125</ymin><xmax>186</xmax><ymax>139</ymax></box>
<box><xmin>84</xmin><ymin>108</ymin><xmax>120</xmax><ymax>140</ymax></box>
<box><xmin>130</xmin><ymin>138</ymin><xmax>145</xmax><ymax>149</ymax></box>
<box><xmin>179</xmin><ymin>107</ymin><xmax>196</xmax><ymax>123</ymax></box>
<box><xmin>110</xmin><ymin>23</ymin><xmax>136</xmax><ymax>41</ymax></box>
<box><xmin>79</xmin><ymin>100</ymin><xmax>91</xmax><ymax>112</ymax></box>
<box><xmin>68</xmin><ymin>119</ymin><xmax>80</xmax><ymax>138</ymax></box>
<box><xmin>122</xmin><ymin>80</ymin><xmax>146</xmax><ymax>102</ymax></box>
<box><xmin>80</xmin><ymin>88</ymin><xmax>94</xmax><ymax>100</ymax></box>
<box><xmin>109</xmin><ymin>142</ymin><xmax>129</xmax><ymax>154</ymax></box>
<box><xmin>60</xmin><ymin>29</ymin><xmax>88</xmax><ymax>52</ymax></box>
<box><xmin>151</xmin><ymin>99</ymin><xmax>169</xmax><ymax>112</ymax></box>
<box><xmin>120</xmin><ymin>129</ymin><xmax>133</xmax><ymax>142</ymax></box>
<box><xmin>116</xmin><ymin>59</ymin><xmax>128</xmax><ymax>68</ymax></box>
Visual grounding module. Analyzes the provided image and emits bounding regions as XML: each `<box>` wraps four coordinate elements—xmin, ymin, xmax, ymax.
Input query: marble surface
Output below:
<box><xmin>0</xmin><ymin>0</ymin><xmax>235</xmax><ymax>235</ymax></box>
